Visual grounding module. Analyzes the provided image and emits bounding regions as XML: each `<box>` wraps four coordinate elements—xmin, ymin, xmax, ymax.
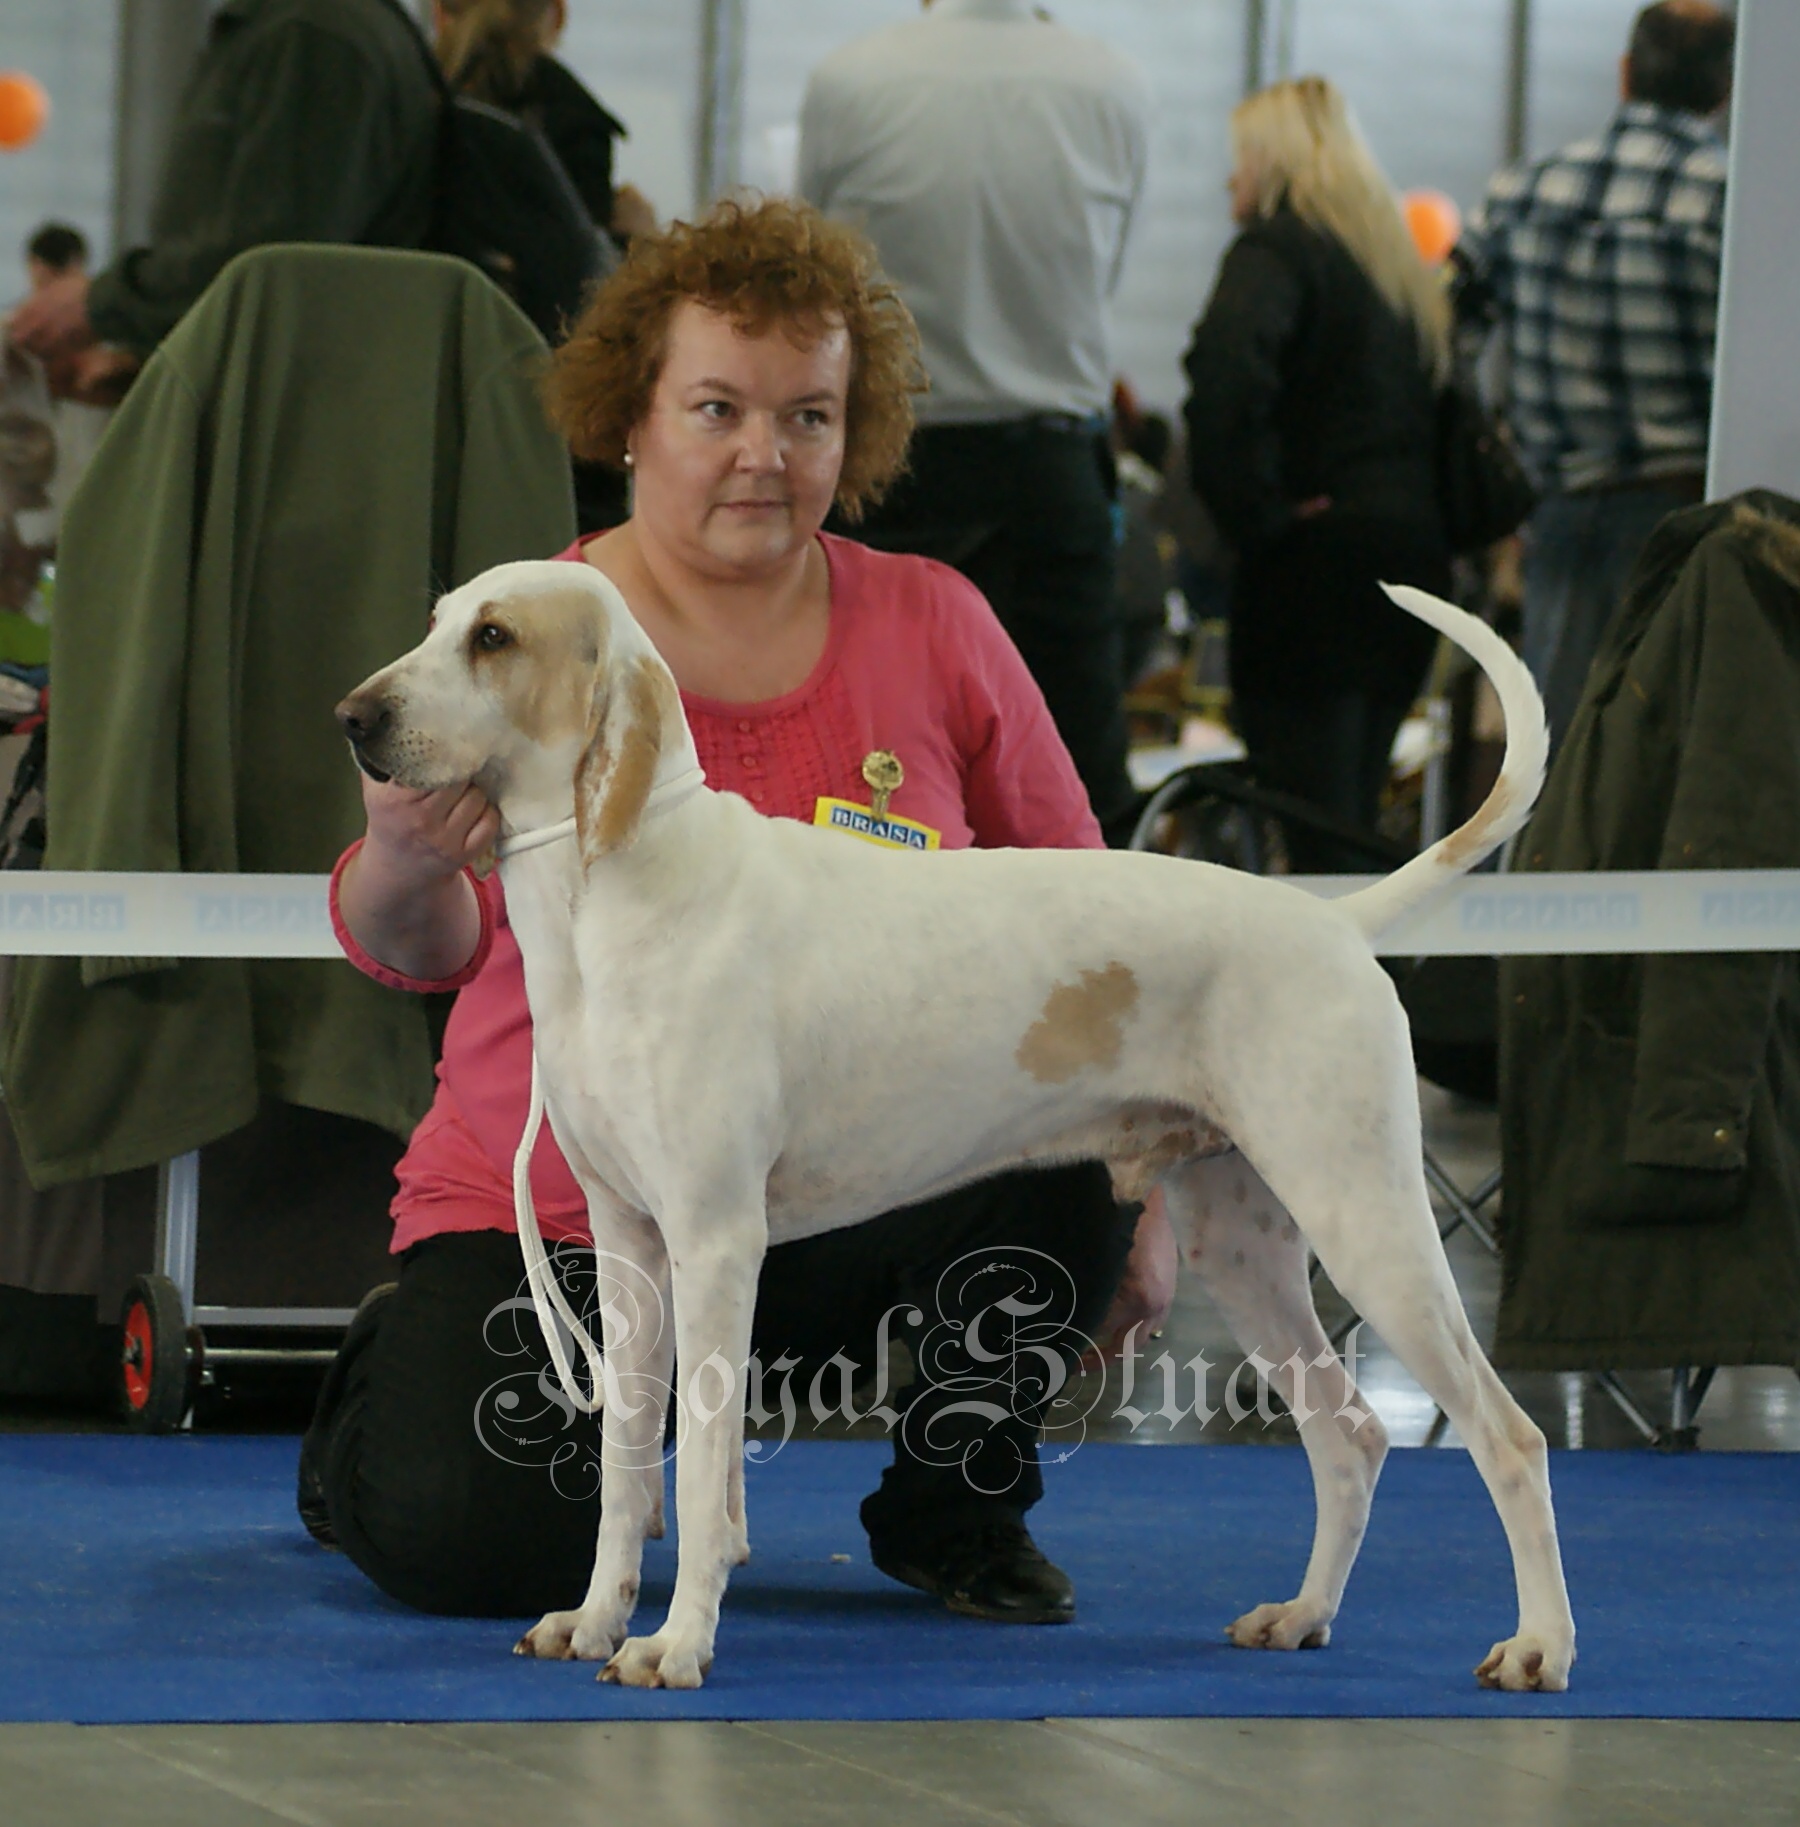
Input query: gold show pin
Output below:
<box><xmin>861</xmin><ymin>749</ymin><xmax>903</xmax><ymax>819</ymax></box>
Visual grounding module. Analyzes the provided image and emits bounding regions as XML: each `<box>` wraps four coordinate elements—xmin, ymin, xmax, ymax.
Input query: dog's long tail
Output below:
<box><xmin>1337</xmin><ymin>583</ymin><xmax>1549</xmax><ymax>943</ymax></box>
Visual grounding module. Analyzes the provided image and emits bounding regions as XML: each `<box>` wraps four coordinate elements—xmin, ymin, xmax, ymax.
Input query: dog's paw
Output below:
<box><xmin>1475</xmin><ymin>1633</ymin><xmax>1573</xmax><ymax>1692</ymax></box>
<box><xmin>513</xmin><ymin>1608</ymin><xmax>622</xmax><ymax>1662</ymax></box>
<box><xmin>1226</xmin><ymin>1599</ymin><xmax>1332</xmax><ymax>1651</ymax></box>
<box><xmin>601</xmin><ymin>1628</ymin><xmax>712</xmax><ymax>1690</ymax></box>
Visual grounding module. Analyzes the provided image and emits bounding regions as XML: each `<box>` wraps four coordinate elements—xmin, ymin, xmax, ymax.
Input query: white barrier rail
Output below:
<box><xmin>1</xmin><ymin>869</ymin><xmax>1798</xmax><ymax>958</ymax></box>
<box><xmin>0</xmin><ymin>874</ymin><xmax>335</xmax><ymax>959</ymax></box>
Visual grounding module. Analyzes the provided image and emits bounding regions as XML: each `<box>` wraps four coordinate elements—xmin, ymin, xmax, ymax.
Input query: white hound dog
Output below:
<box><xmin>337</xmin><ymin>560</ymin><xmax>1574</xmax><ymax>1694</ymax></box>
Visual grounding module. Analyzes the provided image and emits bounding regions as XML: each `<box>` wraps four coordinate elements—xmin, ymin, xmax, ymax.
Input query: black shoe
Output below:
<box><xmin>869</xmin><ymin>1521</ymin><xmax>1075</xmax><ymax>1624</ymax></box>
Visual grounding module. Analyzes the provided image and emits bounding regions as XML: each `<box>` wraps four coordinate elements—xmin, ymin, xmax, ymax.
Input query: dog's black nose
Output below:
<box><xmin>335</xmin><ymin>694</ymin><xmax>390</xmax><ymax>744</ymax></box>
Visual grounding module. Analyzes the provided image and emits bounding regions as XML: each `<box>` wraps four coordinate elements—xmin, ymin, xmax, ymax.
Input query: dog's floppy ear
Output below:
<box><xmin>574</xmin><ymin>654</ymin><xmax>672</xmax><ymax>865</ymax></box>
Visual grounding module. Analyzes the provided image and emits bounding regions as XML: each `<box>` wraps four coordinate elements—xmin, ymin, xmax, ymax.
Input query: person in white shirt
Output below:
<box><xmin>800</xmin><ymin>0</ymin><xmax>1150</xmax><ymax>841</ymax></box>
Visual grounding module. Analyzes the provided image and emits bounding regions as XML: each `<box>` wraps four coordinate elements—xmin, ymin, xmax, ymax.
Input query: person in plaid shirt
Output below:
<box><xmin>1455</xmin><ymin>0</ymin><xmax>1734</xmax><ymax>746</ymax></box>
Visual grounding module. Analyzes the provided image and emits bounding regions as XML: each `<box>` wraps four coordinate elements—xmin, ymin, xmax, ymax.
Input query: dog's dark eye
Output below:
<box><xmin>473</xmin><ymin>623</ymin><xmax>513</xmax><ymax>653</ymax></box>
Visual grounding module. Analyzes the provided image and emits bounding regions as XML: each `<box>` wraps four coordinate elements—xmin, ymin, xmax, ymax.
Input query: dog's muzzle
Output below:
<box><xmin>335</xmin><ymin>691</ymin><xmax>394</xmax><ymax>783</ymax></box>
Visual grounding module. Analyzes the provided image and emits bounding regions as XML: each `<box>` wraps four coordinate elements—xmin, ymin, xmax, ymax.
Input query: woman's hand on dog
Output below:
<box><xmin>360</xmin><ymin>775</ymin><xmax>501</xmax><ymax>881</ymax></box>
<box><xmin>336</xmin><ymin>777</ymin><xmax>499</xmax><ymax>983</ymax></box>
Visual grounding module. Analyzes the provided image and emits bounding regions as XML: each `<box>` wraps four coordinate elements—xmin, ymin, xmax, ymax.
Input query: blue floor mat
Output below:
<box><xmin>1</xmin><ymin>1435</ymin><xmax>1794</xmax><ymax>1721</ymax></box>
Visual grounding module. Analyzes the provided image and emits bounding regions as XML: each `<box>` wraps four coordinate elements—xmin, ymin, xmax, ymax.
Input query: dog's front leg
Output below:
<box><xmin>604</xmin><ymin>1221</ymin><xmax>763</xmax><ymax>1690</ymax></box>
<box><xmin>517</xmin><ymin>1208</ymin><xmax>672</xmax><ymax>1664</ymax></box>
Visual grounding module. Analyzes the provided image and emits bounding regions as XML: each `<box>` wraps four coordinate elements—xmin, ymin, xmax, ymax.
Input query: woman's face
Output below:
<box><xmin>627</xmin><ymin>299</ymin><xmax>851</xmax><ymax>579</ymax></box>
<box><xmin>1228</xmin><ymin>158</ymin><xmax>1257</xmax><ymax>224</ymax></box>
<box><xmin>1227</xmin><ymin>143</ymin><xmax>1262</xmax><ymax>226</ymax></box>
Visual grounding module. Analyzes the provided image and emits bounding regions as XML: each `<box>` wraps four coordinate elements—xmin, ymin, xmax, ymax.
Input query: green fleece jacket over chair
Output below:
<box><xmin>1</xmin><ymin>244</ymin><xmax>576</xmax><ymax>1187</ymax></box>
<box><xmin>1496</xmin><ymin>491</ymin><xmax>1800</xmax><ymax>1374</ymax></box>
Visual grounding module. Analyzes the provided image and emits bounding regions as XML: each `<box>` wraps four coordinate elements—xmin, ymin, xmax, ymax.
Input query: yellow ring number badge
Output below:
<box><xmin>812</xmin><ymin>750</ymin><xmax>941</xmax><ymax>851</ymax></box>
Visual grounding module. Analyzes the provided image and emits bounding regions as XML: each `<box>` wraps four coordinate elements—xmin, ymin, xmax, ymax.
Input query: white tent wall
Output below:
<box><xmin>733</xmin><ymin>0</ymin><xmax>1242</xmax><ymax>422</ymax></box>
<box><xmin>1001</xmin><ymin>0</ymin><xmax>1243</xmax><ymax>426</ymax></box>
<box><xmin>1708</xmin><ymin>0</ymin><xmax>1799</xmax><ymax>500</ymax></box>
<box><xmin>701</xmin><ymin>0</ymin><xmax>1675</xmax><ymax>415</ymax></box>
<box><xmin>1289</xmin><ymin>0</ymin><xmax>1515</xmax><ymax>217</ymax></box>
<box><xmin>0</xmin><ymin>0</ymin><xmax>119</xmax><ymax>294</ymax></box>
<box><xmin>1526</xmin><ymin>0</ymin><xmax>1647</xmax><ymax>161</ymax></box>
<box><xmin>557</xmin><ymin>0</ymin><xmax>707</xmax><ymax>234</ymax></box>
<box><xmin>1</xmin><ymin>2</ymin><xmax>1742</xmax><ymax>423</ymax></box>
<box><xmin>740</xmin><ymin>0</ymin><xmax>913</xmax><ymax>201</ymax></box>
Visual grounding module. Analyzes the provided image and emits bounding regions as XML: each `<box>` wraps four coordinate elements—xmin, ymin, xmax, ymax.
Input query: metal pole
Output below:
<box><xmin>1706</xmin><ymin>0</ymin><xmax>1800</xmax><ymax>500</ymax></box>
<box><xmin>1503</xmin><ymin>0</ymin><xmax>1532</xmax><ymax>163</ymax></box>
<box><xmin>155</xmin><ymin>1149</ymin><xmax>201</xmax><ymax>1314</ymax></box>
<box><xmin>111</xmin><ymin>0</ymin><xmax>213</xmax><ymax>252</ymax></box>
<box><xmin>697</xmin><ymin>0</ymin><xmax>746</xmax><ymax>205</ymax></box>
<box><xmin>1271</xmin><ymin>0</ymin><xmax>1296</xmax><ymax>85</ymax></box>
<box><xmin>1244</xmin><ymin>0</ymin><xmax>1267</xmax><ymax>97</ymax></box>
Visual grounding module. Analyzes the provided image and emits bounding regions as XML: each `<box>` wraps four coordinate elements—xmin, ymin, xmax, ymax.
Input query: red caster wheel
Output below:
<box><xmin>120</xmin><ymin>1273</ymin><xmax>199</xmax><ymax>1432</ymax></box>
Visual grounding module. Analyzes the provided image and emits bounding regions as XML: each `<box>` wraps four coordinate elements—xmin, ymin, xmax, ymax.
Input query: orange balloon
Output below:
<box><xmin>1403</xmin><ymin>189</ymin><xmax>1462</xmax><ymax>267</ymax></box>
<box><xmin>0</xmin><ymin>73</ymin><xmax>49</xmax><ymax>152</ymax></box>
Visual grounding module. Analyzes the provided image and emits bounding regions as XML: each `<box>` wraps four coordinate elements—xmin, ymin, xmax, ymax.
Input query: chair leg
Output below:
<box><xmin>1591</xmin><ymin>1370</ymin><xmax>1661</xmax><ymax>1443</ymax></box>
<box><xmin>1421</xmin><ymin>1149</ymin><xmax>1501</xmax><ymax>1258</ymax></box>
<box><xmin>1590</xmin><ymin>1365</ymin><xmax>1717</xmax><ymax>1450</ymax></box>
<box><xmin>1661</xmin><ymin>1365</ymin><xmax>1716</xmax><ymax>1452</ymax></box>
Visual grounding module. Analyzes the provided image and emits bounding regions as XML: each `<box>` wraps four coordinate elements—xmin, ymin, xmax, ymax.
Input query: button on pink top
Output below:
<box><xmin>331</xmin><ymin>532</ymin><xmax>1103</xmax><ymax>1250</ymax></box>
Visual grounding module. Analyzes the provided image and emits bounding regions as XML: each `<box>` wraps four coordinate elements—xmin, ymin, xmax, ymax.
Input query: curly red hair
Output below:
<box><xmin>544</xmin><ymin>196</ymin><xmax>924</xmax><ymax>521</ymax></box>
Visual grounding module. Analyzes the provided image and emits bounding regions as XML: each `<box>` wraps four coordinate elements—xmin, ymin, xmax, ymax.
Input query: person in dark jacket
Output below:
<box><xmin>434</xmin><ymin>0</ymin><xmax>653</xmax><ymax>532</ymax></box>
<box><xmin>433</xmin><ymin>0</ymin><xmax>655</xmax><ymax>243</ymax></box>
<box><xmin>1183</xmin><ymin>75</ymin><xmax>1452</xmax><ymax>871</ymax></box>
<box><xmin>7</xmin><ymin>0</ymin><xmax>439</xmax><ymax>381</ymax></box>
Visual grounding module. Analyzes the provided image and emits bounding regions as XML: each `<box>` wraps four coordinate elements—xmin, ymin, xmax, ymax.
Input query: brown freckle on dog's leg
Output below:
<box><xmin>1232</xmin><ymin>1179</ymin><xmax>1247</xmax><ymax>1204</ymax></box>
<box><xmin>1255</xmin><ymin>1210</ymin><xmax>1272</xmax><ymax>1233</ymax></box>
<box><xmin>1234</xmin><ymin>1249</ymin><xmax>1246</xmax><ymax>1266</ymax></box>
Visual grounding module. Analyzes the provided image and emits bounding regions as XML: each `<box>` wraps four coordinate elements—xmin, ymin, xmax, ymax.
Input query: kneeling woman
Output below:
<box><xmin>302</xmin><ymin>197</ymin><xmax>1171</xmax><ymax>1624</ymax></box>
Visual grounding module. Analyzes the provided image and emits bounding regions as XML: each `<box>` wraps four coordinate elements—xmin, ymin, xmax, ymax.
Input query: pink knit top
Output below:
<box><xmin>331</xmin><ymin>532</ymin><xmax>1104</xmax><ymax>1250</ymax></box>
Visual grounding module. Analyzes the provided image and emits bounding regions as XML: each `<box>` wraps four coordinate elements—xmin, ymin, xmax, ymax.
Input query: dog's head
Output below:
<box><xmin>336</xmin><ymin>561</ymin><xmax>685</xmax><ymax>865</ymax></box>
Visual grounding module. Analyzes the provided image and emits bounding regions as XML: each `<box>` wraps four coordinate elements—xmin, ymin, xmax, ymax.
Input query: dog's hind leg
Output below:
<box><xmin>1257</xmin><ymin>1142</ymin><xmax>1576</xmax><ymax>1692</ymax></box>
<box><xmin>1162</xmin><ymin>1152</ymin><xmax>1389</xmax><ymax>1652</ymax></box>
<box><xmin>516</xmin><ymin>1204</ymin><xmax>673</xmax><ymax>1664</ymax></box>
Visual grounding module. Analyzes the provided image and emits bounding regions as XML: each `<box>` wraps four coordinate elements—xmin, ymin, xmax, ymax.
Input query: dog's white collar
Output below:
<box><xmin>496</xmin><ymin>764</ymin><xmax>706</xmax><ymax>860</ymax></box>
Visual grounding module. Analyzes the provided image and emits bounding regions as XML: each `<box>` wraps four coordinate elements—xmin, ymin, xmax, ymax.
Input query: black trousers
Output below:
<box><xmin>1231</xmin><ymin>521</ymin><xmax>1450</xmax><ymax>874</ymax></box>
<box><xmin>847</xmin><ymin>420</ymin><xmax>1137</xmax><ymax>836</ymax></box>
<box><xmin>305</xmin><ymin>1164</ymin><xmax>1135</xmax><ymax>1617</ymax></box>
<box><xmin>1232</xmin><ymin>687</ymin><xmax>1422</xmax><ymax>874</ymax></box>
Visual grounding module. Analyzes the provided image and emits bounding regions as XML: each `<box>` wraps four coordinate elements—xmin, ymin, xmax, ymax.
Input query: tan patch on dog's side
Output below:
<box><xmin>1015</xmin><ymin>962</ymin><xmax>1140</xmax><ymax>1084</ymax></box>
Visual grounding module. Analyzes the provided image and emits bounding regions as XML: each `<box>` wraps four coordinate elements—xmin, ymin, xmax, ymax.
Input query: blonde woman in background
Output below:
<box><xmin>433</xmin><ymin>0</ymin><xmax>656</xmax><ymax>243</ymax></box>
<box><xmin>1182</xmin><ymin>76</ymin><xmax>1452</xmax><ymax>872</ymax></box>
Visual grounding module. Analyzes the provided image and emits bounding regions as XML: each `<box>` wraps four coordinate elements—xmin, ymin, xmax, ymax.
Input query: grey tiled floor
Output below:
<box><xmin>4</xmin><ymin>1719</ymin><xmax>1799</xmax><ymax>1827</ymax></box>
<box><xmin>4</xmin><ymin>1086</ymin><xmax>1796</xmax><ymax>1824</ymax></box>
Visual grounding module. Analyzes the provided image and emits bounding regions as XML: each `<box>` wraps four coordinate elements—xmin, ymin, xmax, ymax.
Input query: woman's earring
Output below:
<box><xmin>623</xmin><ymin>451</ymin><xmax>634</xmax><ymax>468</ymax></box>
